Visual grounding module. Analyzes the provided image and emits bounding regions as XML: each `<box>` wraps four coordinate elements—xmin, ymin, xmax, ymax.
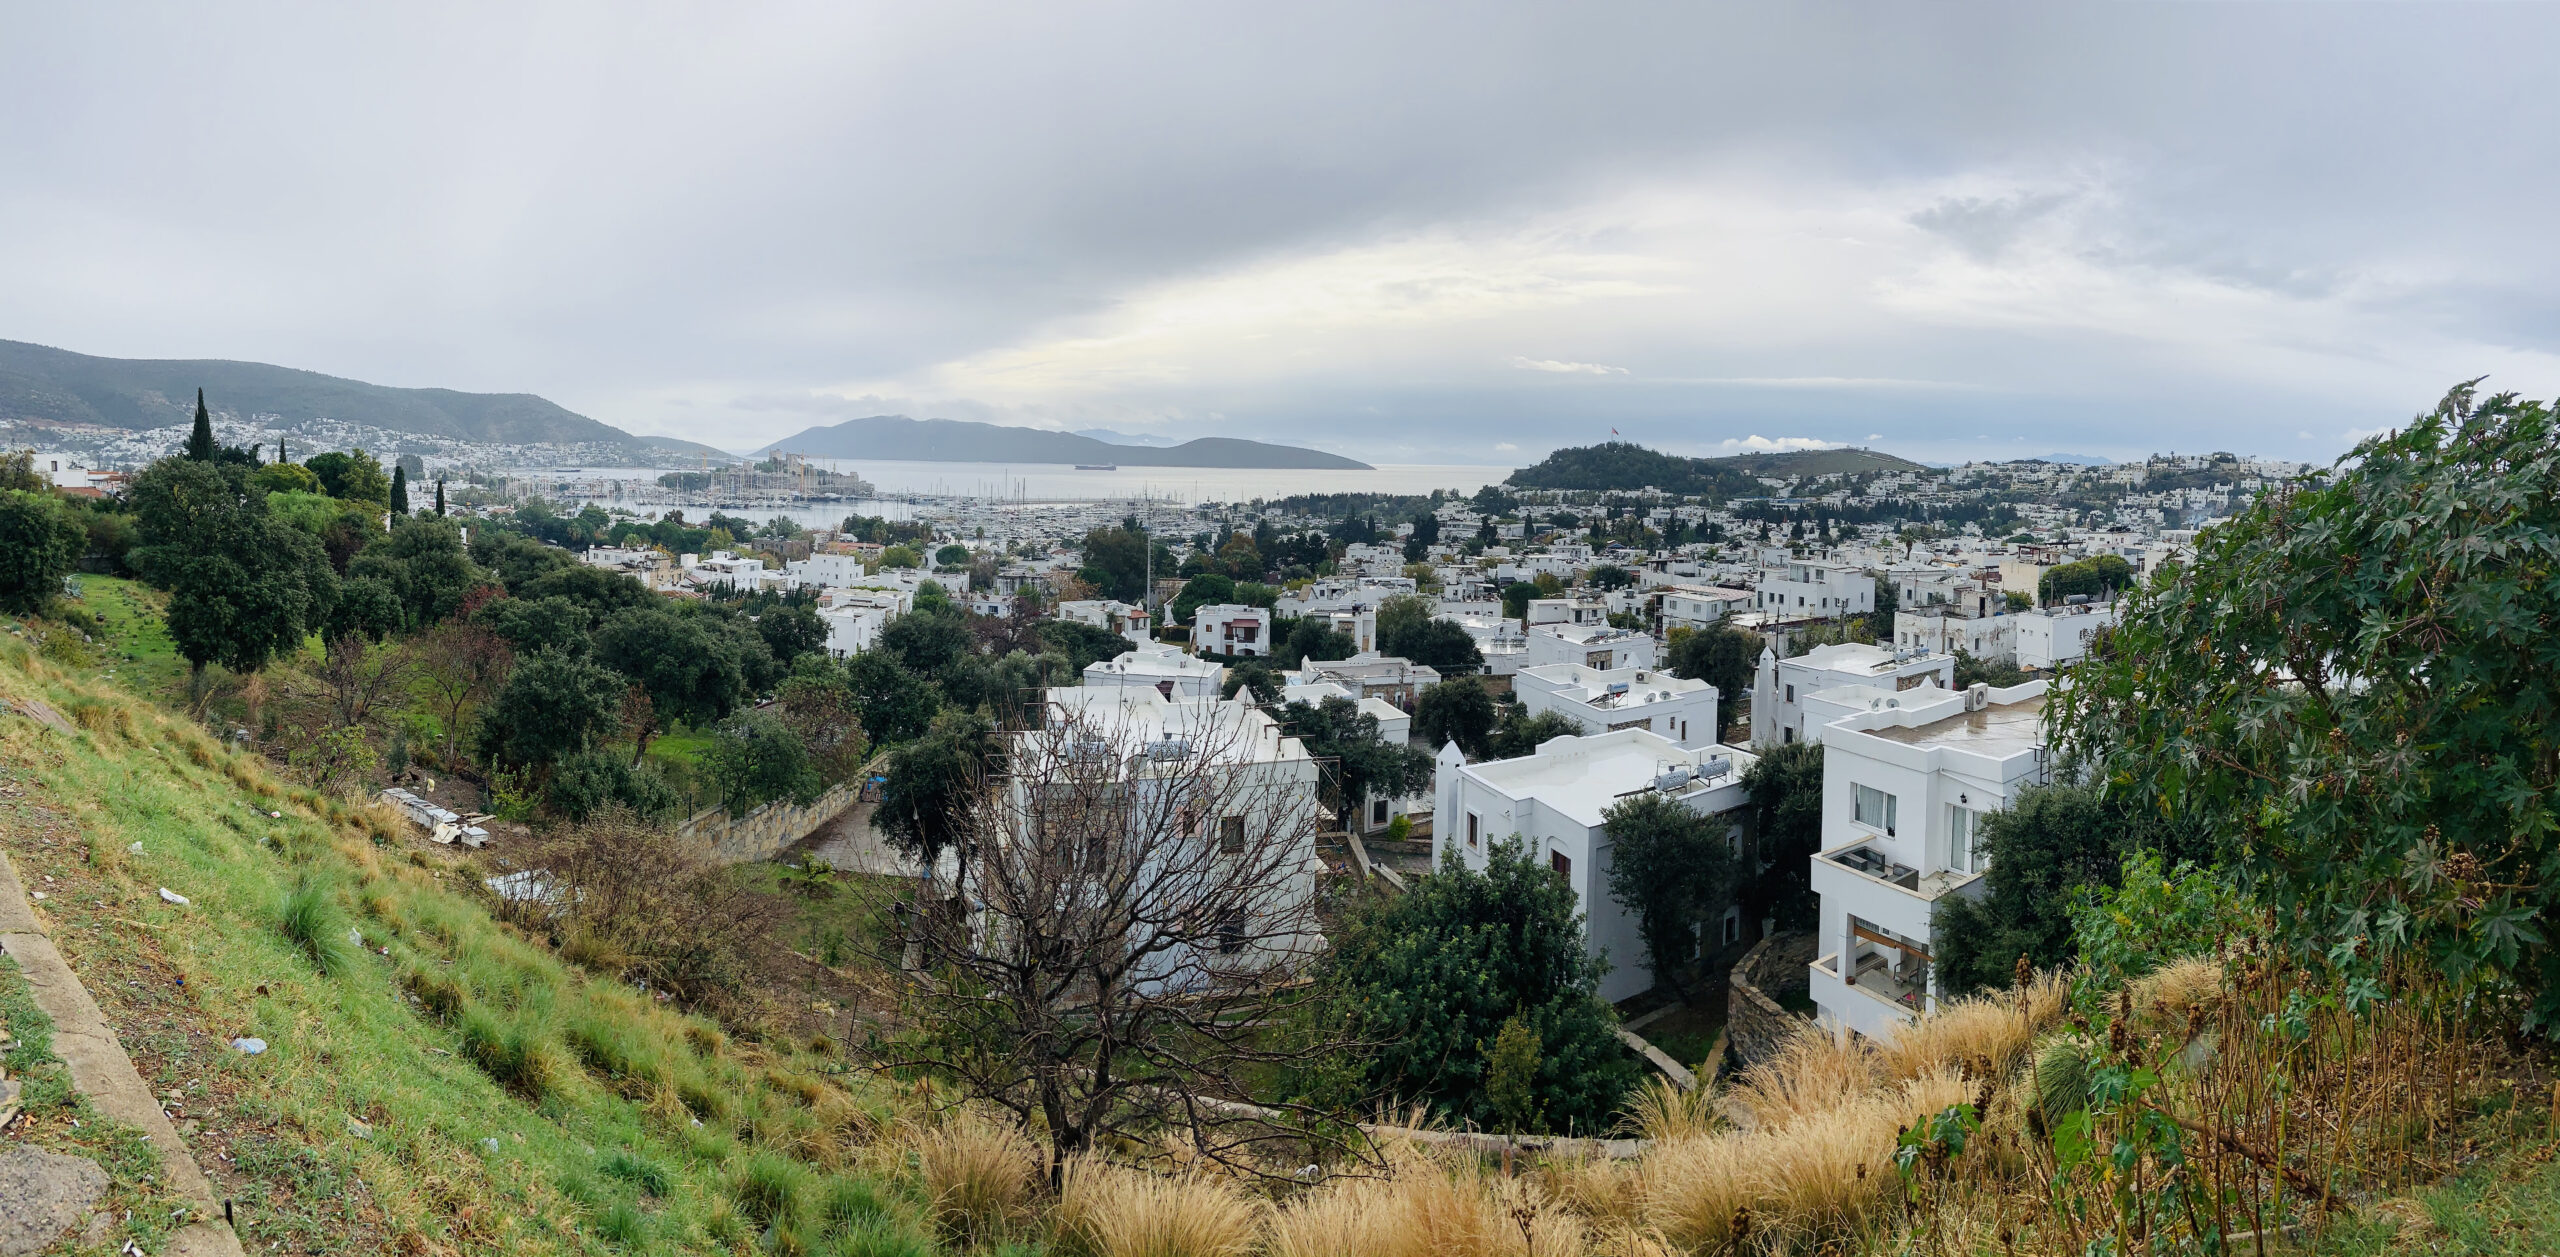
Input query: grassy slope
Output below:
<box><xmin>0</xmin><ymin>639</ymin><xmax>938</xmax><ymax>1257</ymax></box>
<box><xmin>0</xmin><ymin>954</ymin><xmax>194</xmax><ymax>1254</ymax></box>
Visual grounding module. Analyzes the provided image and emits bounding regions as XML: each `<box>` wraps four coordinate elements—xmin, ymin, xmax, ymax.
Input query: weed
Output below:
<box><xmin>592</xmin><ymin>1200</ymin><xmax>649</xmax><ymax>1248</ymax></box>
<box><xmin>278</xmin><ymin>881</ymin><xmax>357</xmax><ymax>977</ymax></box>
<box><xmin>915</xmin><ymin>1117</ymin><xmax>1037</xmax><ymax>1246</ymax></box>
<box><xmin>819</xmin><ymin>1175</ymin><xmax>890</xmax><ymax>1231</ymax></box>
<box><xmin>733</xmin><ymin>1149</ymin><xmax>813</xmax><ymax>1227</ymax></box>
<box><xmin>458</xmin><ymin>1006</ymin><xmax>565</xmax><ymax>1101</ymax></box>
<box><xmin>599</xmin><ymin>1149</ymin><xmax>674</xmax><ymax>1197</ymax></box>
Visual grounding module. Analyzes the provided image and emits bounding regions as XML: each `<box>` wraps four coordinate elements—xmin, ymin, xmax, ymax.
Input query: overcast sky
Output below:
<box><xmin>5</xmin><ymin>4</ymin><xmax>2557</xmax><ymax>465</ymax></box>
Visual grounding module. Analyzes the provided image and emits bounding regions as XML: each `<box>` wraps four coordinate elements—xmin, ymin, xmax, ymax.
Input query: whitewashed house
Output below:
<box><xmin>1660</xmin><ymin>585</ymin><xmax>1754</xmax><ymax>634</ymax></box>
<box><xmin>2014</xmin><ymin>601</ymin><xmax>2121</xmax><ymax>671</ymax></box>
<box><xmin>1085</xmin><ymin>643</ymin><xmax>1224</xmax><ymax>698</ymax></box>
<box><xmin>1807</xmin><ymin>681</ymin><xmax>2048</xmax><ymax>1042</ymax></box>
<box><xmin>1281</xmin><ymin>678</ymin><xmax>1430</xmax><ymax>834</ymax></box>
<box><xmin>1513</xmin><ymin>663</ymin><xmax>1719</xmax><ymax>749</ymax></box>
<box><xmin>1751</xmin><ymin>642</ymin><xmax>1955</xmax><ymax>748</ymax></box>
<box><xmin>1755</xmin><ymin>559</ymin><xmax>1876</xmax><ymax>620</ymax></box>
<box><xmin>1193</xmin><ymin>603</ymin><xmax>1274</xmax><ymax>657</ymax></box>
<box><xmin>1433</xmin><ymin>730</ymin><xmax>1757</xmax><ymax>1002</ymax></box>
<box><xmin>1057</xmin><ymin>599</ymin><xmax>1155</xmax><ymax>647</ymax></box>
<box><xmin>1525</xmin><ymin>624</ymin><xmax>1657</xmax><ymax>672</ymax></box>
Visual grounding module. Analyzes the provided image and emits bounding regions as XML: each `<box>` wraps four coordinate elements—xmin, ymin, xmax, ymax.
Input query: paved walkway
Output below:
<box><xmin>0</xmin><ymin>850</ymin><xmax>244</xmax><ymax>1257</ymax></box>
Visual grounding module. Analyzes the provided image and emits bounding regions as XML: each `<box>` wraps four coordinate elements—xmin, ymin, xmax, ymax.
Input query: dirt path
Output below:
<box><xmin>0</xmin><ymin>850</ymin><xmax>244</xmax><ymax>1257</ymax></box>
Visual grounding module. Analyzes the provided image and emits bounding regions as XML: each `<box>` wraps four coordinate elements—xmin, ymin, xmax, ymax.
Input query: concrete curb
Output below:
<box><xmin>0</xmin><ymin>850</ymin><xmax>244</xmax><ymax>1257</ymax></box>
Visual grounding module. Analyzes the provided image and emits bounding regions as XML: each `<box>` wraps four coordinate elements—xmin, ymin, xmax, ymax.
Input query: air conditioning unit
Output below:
<box><xmin>1967</xmin><ymin>683</ymin><xmax>1991</xmax><ymax>712</ymax></box>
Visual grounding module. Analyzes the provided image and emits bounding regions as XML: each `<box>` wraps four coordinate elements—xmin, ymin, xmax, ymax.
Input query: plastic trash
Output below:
<box><xmin>157</xmin><ymin>888</ymin><xmax>189</xmax><ymax>905</ymax></box>
<box><xmin>128</xmin><ymin>842</ymin><xmax>143</xmax><ymax>853</ymax></box>
<box><xmin>230</xmin><ymin>1037</ymin><xmax>266</xmax><ymax>1054</ymax></box>
<box><xmin>480</xmin><ymin>1137</ymin><xmax>501</xmax><ymax>1154</ymax></box>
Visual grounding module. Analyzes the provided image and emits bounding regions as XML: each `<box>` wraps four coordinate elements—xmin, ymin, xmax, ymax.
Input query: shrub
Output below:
<box><xmin>914</xmin><ymin>1117</ymin><xmax>1037</xmax><ymax>1245</ymax></box>
<box><xmin>278</xmin><ymin>883</ymin><xmax>355</xmax><ymax>977</ymax></box>
<box><xmin>458</xmin><ymin>1007</ymin><xmax>565</xmax><ymax>1101</ymax></box>
<box><xmin>818</xmin><ymin>1176</ymin><xmax>889</xmax><ymax>1232</ymax></box>
<box><xmin>592</xmin><ymin>1201</ymin><xmax>648</xmax><ymax>1248</ymax></box>
<box><xmin>730</xmin><ymin>1150</ymin><xmax>811</xmax><ymax>1227</ymax></box>
<box><xmin>1055</xmin><ymin>1157</ymin><xmax>1261</xmax><ymax>1257</ymax></box>
<box><xmin>598</xmin><ymin>1149</ymin><xmax>672</xmax><ymax>1197</ymax></box>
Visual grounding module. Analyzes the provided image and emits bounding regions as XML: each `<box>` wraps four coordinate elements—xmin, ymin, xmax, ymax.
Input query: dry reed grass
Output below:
<box><xmin>1619</xmin><ymin>1076</ymin><xmax>1721</xmax><ymax>1142</ymax></box>
<box><xmin>1724</xmin><ymin>1023</ymin><xmax>1877</xmax><ymax>1131</ymax></box>
<box><xmin>1055</xmin><ymin>1157</ymin><xmax>1264</xmax><ymax>1257</ymax></box>
<box><xmin>912</xmin><ymin>1114</ymin><xmax>1039</xmax><ymax>1245</ymax></box>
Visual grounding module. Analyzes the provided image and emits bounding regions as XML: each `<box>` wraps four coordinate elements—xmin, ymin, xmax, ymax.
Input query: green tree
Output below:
<box><xmin>594</xmin><ymin>605</ymin><xmax>747</xmax><ymax>756</ymax></box>
<box><xmin>1666</xmin><ymin>623</ymin><xmax>1759</xmax><ymax>710</ymax></box>
<box><xmin>1036</xmin><ymin>619</ymin><xmax>1131</xmax><ymax>673</ymax></box>
<box><xmin>1379</xmin><ymin>616</ymin><xmax>1484</xmax><ymax>674</ymax></box>
<box><xmin>160</xmin><ymin>511</ymin><xmax>338</xmax><ymax>675</ymax></box>
<box><xmin>876</xmin><ymin>710</ymin><xmax>993</xmax><ymax>881</ymax></box>
<box><xmin>347</xmin><ymin>516</ymin><xmax>485</xmax><ymax>630</ymax></box>
<box><xmin>1277</xmin><ymin>695</ymin><xmax>1435</xmax><ymax>827</ymax></box>
<box><xmin>1488</xmin><ymin>707</ymin><xmax>1582</xmax><ymax>760</ymax></box>
<box><xmin>1170</xmin><ymin>572</ymin><xmax>1236</xmax><ymax>630</ymax></box>
<box><xmin>1502</xmin><ymin>581</ymin><xmax>1539</xmax><ymax>621</ymax></box>
<box><xmin>1414</xmin><ymin>676</ymin><xmax>1497</xmax><ymax>758</ymax></box>
<box><xmin>324</xmin><ymin>575</ymin><xmax>405</xmax><ymax>644</ymax></box>
<box><xmin>249</xmin><ymin>462</ymin><xmax>322</xmax><ymax>495</ymax></box>
<box><xmin>433</xmin><ymin>479</ymin><xmax>446</xmax><ymax>516</ymax></box>
<box><xmin>1482</xmin><ymin>1015</ymin><xmax>1544</xmax><ymax>1135</ymax></box>
<box><xmin>1319</xmin><ymin>837</ymin><xmax>1639</xmax><ymax>1132</ymax></box>
<box><xmin>186</xmin><ymin>388</ymin><xmax>215</xmax><ymax>461</ymax></box>
<box><xmin>514</xmin><ymin>563</ymin><xmax>654</xmax><ymax>626</ymax></box>
<box><xmin>705</xmin><ymin>710</ymin><xmax>823</xmax><ymax>813</ymax></box>
<box><xmin>2035</xmin><ymin>555</ymin><xmax>2132</xmax><ymax>606</ymax></box>
<box><xmin>1585</xmin><ymin>564</ymin><xmax>1634</xmax><ymax>591</ymax></box>
<box><xmin>879</xmin><ymin>603</ymin><xmax>974</xmax><ymax>677</ymax></box>
<box><xmin>2053</xmin><ymin>383</ymin><xmax>2560</xmax><ymax>1028</ymax></box>
<box><xmin>477</xmin><ymin>595</ymin><xmax>590</xmax><ymax>658</ymax></box>
<box><xmin>544</xmin><ymin>747</ymin><xmax>681</xmax><ymax>822</ymax></box>
<box><xmin>478</xmin><ymin>651</ymin><xmax>625</xmax><ymax>769</ymax></box>
<box><xmin>1076</xmin><ymin>524</ymin><xmax>1151</xmax><ymax>601</ymax></box>
<box><xmin>1952</xmin><ymin>650</ymin><xmax>2029</xmax><ymax>689</ymax></box>
<box><xmin>389</xmin><ymin>464</ymin><xmax>410</xmax><ymax>516</ymax></box>
<box><xmin>845</xmin><ymin>650</ymin><xmax>938</xmax><ymax>746</ymax></box>
<box><xmin>753</xmin><ymin>602</ymin><xmax>829</xmax><ymax>670</ymax></box>
<box><xmin>0</xmin><ymin>490</ymin><xmax>86</xmax><ymax>614</ymax></box>
<box><xmin>305</xmin><ymin>449</ymin><xmax>392</xmax><ymax>505</ymax></box>
<box><xmin>934</xmin><ymin>543</ymin><xmax>971</xmax><ymax>568</ymax></box>
<box><xmin>1740</xmin><ymin>740</ymin><xmax>1823</xmax><ymax>930</ymax></box>
<box><xmin>1274</xmin><ymin>616</ymin><xmax>1355</xmax><ymax>668</ymax></box>
<box><xmin>877</xmin><ymin>544</ymin><xmax>921</xmax><ymax>569</ymax></box>
<box><xmin>1601</xmin><ymin>790</ymin><xmax>1738</xmax><ymax>996</ymax></box>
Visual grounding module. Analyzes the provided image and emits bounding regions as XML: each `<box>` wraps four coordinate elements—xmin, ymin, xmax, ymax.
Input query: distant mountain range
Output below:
<box><xmin>1506</xmin><ymin>441</ymin><xmax>1925</xmax><ymax>495</ymax></box>
<box><xmin>759</xmin><ymin>415</ymin><xmax>1371</xmax><ymax>470</ymax></box>
<box><xmin>0</xmin><ymin>338</ymin><xmax>729</xmax><ymax>460</ymax></box>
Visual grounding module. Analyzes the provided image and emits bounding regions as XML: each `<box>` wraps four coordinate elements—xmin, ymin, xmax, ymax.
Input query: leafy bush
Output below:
<box><xmin>2067</xmin><ymin>851</ymin><xmax>2255</xmax><ymax>992</ymax></box>
<box><xmin>545</xmin><ymin>748</ymin><xmax>681</xmax><ymax>822</ymax></box>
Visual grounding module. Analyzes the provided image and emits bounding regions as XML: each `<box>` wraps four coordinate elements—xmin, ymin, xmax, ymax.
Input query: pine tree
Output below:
<box><xmin>390</xmin><ymin>465</ymin><xmax>410</xmax><ymax>515</ymax></box>
<box><xmin>434</xmin><ymin>479</ymin><xmax>446</xmax><ymax>517</ymax></box>
<box><xmin>186</xmin><ymin>389</ymin><xmax>216</xmax><ymax>461</ymax></box>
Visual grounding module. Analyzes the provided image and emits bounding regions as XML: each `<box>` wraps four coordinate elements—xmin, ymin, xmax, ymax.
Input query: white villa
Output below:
<box><xmin>1807</xmin><ymin>680</ymin><xmax>2049</xmax><ymax>1043</ymax></box>
<box><xmin>1084</xmin><ymin>643</ymin><xmax>1223</xmax><ymax>698</ymax></box>
<box><xmin>1525</xmin><ymin>623</ymin><xmax>1657</xmax><ymax>672</ymax></box>
<box><xmin>1192</xmin><ymin>603</ymin><xmax>1273</xmax><ymax>657</ymax></box>
<box><xmin>1751</xmin><ymin>642</ymin><xmax>1955</xmax><ymax>747</ymax></box>
<box><xmin>2015</xmin><ymin>601</ymin><xmax>2121</xmax><ymax>671</ymax></box>
<box><xmin>1755</xmin><ymin>558</ymin><xmax>1876</xmax><ymax>620</ymax></box>
<box><xmin>1433</xmin><ymin>729</ymin><xmax>1757</xmax><ymax>1003</ymax></box>
<box><xmin>1513</xmin><ymin>663</ymin><xmax>1720</xmax><ymax>750</ymax></box>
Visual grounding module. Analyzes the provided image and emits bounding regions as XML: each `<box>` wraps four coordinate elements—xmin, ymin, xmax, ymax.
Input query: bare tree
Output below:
<box><xmin>412</xmin><ymin>618</ymin><xmax>512</xmax><ymax>769</ymax></box>
<box><xmin>888</xmin><ymin>690</ymin><xmax>1367</xmax><ymax>1183</ymax></box>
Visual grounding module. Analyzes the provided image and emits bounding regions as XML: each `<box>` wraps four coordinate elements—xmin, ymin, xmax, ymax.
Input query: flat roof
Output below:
<box><xmin>1465</xmin><ymin>730</ymin><xmax>1755</xmax><ymax>827</ymax></box>
<box><xmin>1868</xmin><ymin>694</ymin><xmax>2046</xmax><ymax>756</ymax></box>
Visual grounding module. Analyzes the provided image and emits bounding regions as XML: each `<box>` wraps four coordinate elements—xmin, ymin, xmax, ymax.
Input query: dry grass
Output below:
<box><xmin>1725</xmin><ymin>1022</ymin><xmax>1878</xmax><ymax>1131</ymax></box>
<box><xmin>1620</xmin><ymin>1075</ymin><xmax>1721</xmax><ymax>1142</ymax></box>
<box><xmin>1056</xmin><ymin>1157</ymin><xmax>1264</xmax><ymax>1257</ymax></box>
<box><xmin>913</xmin><ymin>1113</ymin><xmax>1040</xmax><ymax>1245</ymax></box>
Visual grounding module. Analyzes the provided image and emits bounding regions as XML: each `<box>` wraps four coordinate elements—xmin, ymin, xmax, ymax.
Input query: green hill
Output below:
<box><xmin>758</xmin><ymin>415</ymin><xmax>1371</xmax><ymax>470</ymax></box>
<box><xmin>0</xmin><ymin>338</ymin><xmax>731</xmax><ymax>459</ymax></box>
<box><xmin>0</xmin><ymin>638</ymin><xmax>925</xmax><ymax>1255</ymax></box>
<box><xmin>1506</xmin><ymin>440</ymin><xmax>1925</xmax><ymax>494</ymax></box>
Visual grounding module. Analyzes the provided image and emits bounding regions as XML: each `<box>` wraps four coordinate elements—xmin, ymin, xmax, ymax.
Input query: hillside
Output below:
<box><xmin>1506</xmin><ymin>440</ymin><xmax>1924</xmax><ymax>493</ymax></box>
<box><xmin>759</xmin><ymin>414</ymin><xmax>1372</xmax><ymax>469</ymax></box>
<box><xmin>0</xmin><ymin>338</ymin><xmax>731</xmax><ymax>459</ymax></box>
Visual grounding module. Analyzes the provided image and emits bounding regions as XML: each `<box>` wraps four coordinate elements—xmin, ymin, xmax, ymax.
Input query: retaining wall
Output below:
<box><xmin>677</xmin><ymin>781</ymin><xmax>862</xmax><ymax>865</ymax></box>
<box><xmin>1726</xmin><ymin>929</ymin><xmax>1817</xmax><ymax>1071</ymax></box>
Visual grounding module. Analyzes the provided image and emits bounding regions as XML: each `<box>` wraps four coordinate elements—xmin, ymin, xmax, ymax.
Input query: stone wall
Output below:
<box><xmin>677</xmin><ymin>781</ymin><xmax>862</xmax><ymax>866</ymax></box>
<box><xmin>1726</xmin><ymin>929</ymin><xmax>1817</xmax><ymax>1071</ymax></box>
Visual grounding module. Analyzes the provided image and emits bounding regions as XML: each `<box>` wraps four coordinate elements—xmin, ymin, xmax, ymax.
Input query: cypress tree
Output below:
<box><xmin>434</xmin><ymin>479</ymin><xmax>446</xmax><ymax>517</ymax></box>
<box><xmin>186</xmin><ymin>389</ymin><xmax>216</xmax><ymax>461</ymax></box>
<box><xmin>390</xmin><ymin>465</ymin><xmax>410</xmax><ymax>516</ymax></box>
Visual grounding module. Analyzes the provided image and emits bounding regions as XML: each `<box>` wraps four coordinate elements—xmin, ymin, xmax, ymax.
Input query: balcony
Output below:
<box><xmin>1821</xmin><ymin>839</ymin><xmax>1983</xmax><ymax>901</ymax></box>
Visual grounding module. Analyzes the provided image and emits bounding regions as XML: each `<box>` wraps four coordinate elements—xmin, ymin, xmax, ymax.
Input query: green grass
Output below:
<box><xmin>0</xmin><ymin>637</ymin><xmax>928</xmax><ymax>1254</ymax></box>
<box><xmin>0</xmin><ymin>955</ymin><xmax>194</xmax><ymax>1253</ymax></box>
<box><xmin>2308</xmin><ymin>1123</ymin><xmax>2560</xmax><ymax>1256</ymax></box>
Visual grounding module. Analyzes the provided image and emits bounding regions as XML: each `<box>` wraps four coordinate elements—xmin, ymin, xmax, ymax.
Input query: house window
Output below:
<box><xmin>1725</xmin><ymin>912</ymin><xmax>1742</xmax><ymax>944</ymax></box>
<box><xmin>1219</xmin><ymin>815</ymin><xmax>1245</xmax><ymax>853</ymax></box>
<box><xmin>1784</xmin><ymin>684</ymin><xmax>1795</xmax><ymax>704</ymax></box>
<box><xmin>1782</xmin><ymin>727</ymin><xmax>1795</xmax><ymax>744</ymax></box>
<box><xmin>1466</xmin><ymin>813</ymin><xmax>1480</xmax><ymax>847</ymax></box>
<box><xmin>1215</xmin><ymin>910</ymin><xmax>1246</xmax><ymax>954</ymax></box>
<box><xmin>1951</xmin><ymin>806</ymin><xmax>1986</xmax><ymax>873</ymax></box>
<box><xmin>1550</xmin><ymin>850</ymin><xmax>1571</xmax><ymax>879</ymax></box>
<box><xmin>1372</xmin><ymin>798</ymin><xmax>1390</xmax><ymax>826</ymax></box>
<box><xmin>1853</xmin><ymin>784</ymin><xmax>1898</xmax><ymax>837</ymax></box>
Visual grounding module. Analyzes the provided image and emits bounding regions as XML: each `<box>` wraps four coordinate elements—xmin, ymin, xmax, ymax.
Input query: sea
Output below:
<box><xmin>516</xmin><ymin>460</ymin><xmax>1514</xmax><ymax>531</ymax></box>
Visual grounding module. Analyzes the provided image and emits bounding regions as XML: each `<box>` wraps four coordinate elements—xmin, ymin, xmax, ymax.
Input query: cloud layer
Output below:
<box><xmin>3</xmin><ymin>4</ymin><xmax>2557</xmax><ymax>464</ymax></box>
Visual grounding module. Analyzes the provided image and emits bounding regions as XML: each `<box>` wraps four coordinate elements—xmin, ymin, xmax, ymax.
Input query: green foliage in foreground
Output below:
<box><xmin>1316</xmin><ymin>837</ymin><xmax>1639</xmax><ymax>1134</ymax></box>
<box><xmin>2056</xmin><ymin>382</ymin><xmax>2560</xmax><ymax>1031</ymax></box>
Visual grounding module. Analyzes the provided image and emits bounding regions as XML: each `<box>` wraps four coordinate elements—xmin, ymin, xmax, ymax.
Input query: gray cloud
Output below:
<box><xmin>3</xmin><ymin>2</ymin><xmax>2557</xmax><ymax>465</ymax></box>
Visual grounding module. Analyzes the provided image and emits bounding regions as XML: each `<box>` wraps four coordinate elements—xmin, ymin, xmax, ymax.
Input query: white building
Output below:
<box><xmin>1892</xmin><ymin>609</ymin><xmax>2015</xmax><ymax>664</ymax></box>
<box><xmin>1085</xmin><ymin>643</ymin><xmax>1224</xmax><ymax>698</ymax></box>
<box><xmin>1751</xmin><ymin>642</ymin><xmax>1956</xmax><ymax>748</ymax></box>
<box><xmin>1011</xmin><ymin>684</ymin><xmax>1325</xmax><ymax>975</ymax></box>
<box><xmin>1524</xmin><ymin>596</ymin><xmax>1611</xmax><ymax>629</ymax></box>
<box><xmin>1433</xmin><ymin>730</ymin><xmax>1757</xmax><ymax>1002</ymax></box>
<box><xmin>1513</xmin><ymin>663</ymin><xmax>1719</xmax><ymax>749</ymax></box>
<box><xmin>1807</xmin><ymin>681</ymin><xmax>2048</xmax><ymax>1042</ymax></box>
<box><xmin>683</xmin><ymin>550</ymin><xmax>770</xmax><ymax>591</ymax></box>
<box><xmin>1192</xmin><ymin>604</ymin><xmax>1274</xmax><ymax>657</ymax></box>
<box><xmin>1660</xmin><ymin>585</ymin><xmax>1754</xmax><ymax>634</ymax></box>
<box><xmin>1525</xmin><ymin>624</ymin><xmax>1657</xmax><ymax>672</ymax></box>
<box><xmin>787</xmin><ymin>553</ymin><xmax>874</xmax><ymax>589</ymax></box>
<box><xmin>1755</xmin><ymin>559</ymin><xmax>1876</xmax><ymax>620</ymax></box>
<box><xmin>1057</xmin><ymin>599</ymin><xmax>1155</xmax><ymax>647</ymax></box>
<box><xmin>2014</xmin><ymin>602</ymin><xmax>2121</xmax><ymax>671</ymax></box>
<box><xmin>1292</xmin><ymin>653</ymin><xmax>1440</xmax><ymax>708</ymax></box>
